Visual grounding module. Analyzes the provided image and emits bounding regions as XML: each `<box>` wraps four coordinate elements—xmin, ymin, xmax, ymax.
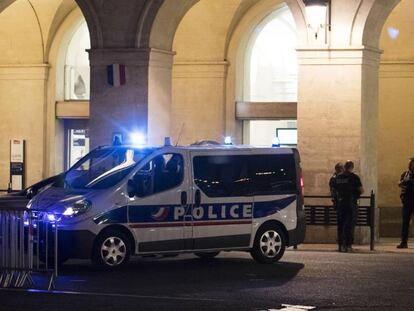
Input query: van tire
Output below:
<box><xmin>195</xmin><ymin>251</ymin><xmax>220</xmax><ymax>259</ymax></box>
<box><xmin>92</xmin><ymin>229</ymin><xmax>131</xmax><ymax>269</ymax></box>
<box><xmin>250</xmin><ymin>224</ymin><xmax>286</xmax><ymax>264</ymax></box>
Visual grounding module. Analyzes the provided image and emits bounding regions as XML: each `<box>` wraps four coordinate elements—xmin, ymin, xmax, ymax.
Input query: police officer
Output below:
<box><xmin>329</xmin><ymin>162</ymin><xmax>344</xmax><ymax>250</ymax></box>
<box><xmin>335</xmin><ymin>161</ymin><xmax>364</xmax><ymax>252</ymax></box>
<box><xmin>397</xmin><ymin>158</ymin><xmax>414</xmax><ymax>249</ymax></box>
<box><xmin>330</xmin><ymin>163</ymin><xmax>344</xmax><ymax>205</ymax></box>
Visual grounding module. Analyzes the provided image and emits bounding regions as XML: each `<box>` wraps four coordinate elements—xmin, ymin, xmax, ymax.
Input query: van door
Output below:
<box><xmin>249</xmin><ymin>153</ymin><xmax>299</xmax><ymax>233</ymax></box>
<box><xmin>128</xmin><ymin>150</ymin><xmax>191</xmax><ymax>253</ymax></box>
<box><xmin>189</xmin><ymin>151</ymin><xmax>253</xmax><ymax>250</ymax></box>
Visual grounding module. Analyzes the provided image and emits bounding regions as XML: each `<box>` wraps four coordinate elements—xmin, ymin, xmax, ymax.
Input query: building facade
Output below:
<box><xmin>0</xmin><ymin>0</ymin><xmax>411</xmax><ymax>239</ymax></box>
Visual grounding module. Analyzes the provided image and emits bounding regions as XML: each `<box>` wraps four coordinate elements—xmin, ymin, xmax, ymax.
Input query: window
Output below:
<box><xmin>249</xmin><ymin>155</ymin><xmax>297</xmax><ymax>195</ymax></box>
<box><xmin>276</xmin><ymin>128</ymin><xmax>298</xmax><ymax>146</ymax></box>
<box><xmin>244</xmin><ymin>120</ymin><xmax>297</xmax><ymax>147</ymax></box>
<box><xmin>193</xmin><ymin>156</ymin><xmax>250</xmax><ymax>197</ymax></box>
<box><xmin>65</xmin><ymin>21</ymin><xmax>90</xmax><ymax>100</ymax></box>
<box><xmin>245</xmin><ymin>6</ymin><xmax>298</xmax><ymax>102</ymax></box>
<box><xmin>193</xmin><ymin>155</ymin><xmax>297</xmax><ymax>197</ymax></box>
<box><xmin>132</xmin><ymin>154</ymin><xmax>184</xmax><ymax>197</ymax></box>
<box><xmin>63</xmin><ymin>147</ymin><xmax>152</xmax><ymax>189</ymax></box>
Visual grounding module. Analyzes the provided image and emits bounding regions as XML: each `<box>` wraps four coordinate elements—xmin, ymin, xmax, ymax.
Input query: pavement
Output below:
<box><xmin>1</xmin><ymin>239</ymin><xmax>414</xmax><ymax>311</ymax></box>
<box><xmin>296</xmin><ymin>238</ymin><xmax>414</xmax><ymax>254</ymax></box>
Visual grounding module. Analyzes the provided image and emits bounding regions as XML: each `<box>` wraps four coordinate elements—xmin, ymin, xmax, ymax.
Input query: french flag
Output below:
<box><xmin>107</xmin><ymin>64</ymin><xmax>126</xmax><ymax>87</ymax></box>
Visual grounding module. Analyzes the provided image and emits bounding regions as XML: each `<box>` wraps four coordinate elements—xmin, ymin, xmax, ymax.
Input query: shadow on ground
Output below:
<box><xmin>51</xmin><ymin>254</ymin><xmax>304</xmax><ymax>295</ymax></box>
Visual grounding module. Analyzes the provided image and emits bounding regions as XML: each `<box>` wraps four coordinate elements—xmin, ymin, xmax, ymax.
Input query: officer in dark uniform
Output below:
<box><xmin>397</xmin><ymin>158</ymin><xmax>414</xmax><ymax>249</ymax></box>
<box><xmin>330</xmin><ymin>163</ymin><xmax>344</xmax><ymax>205</ymax></box>
<box><xmin>335</xmin><ymin>161</ymin><xmax>364</xmax><ymax>252</ymax></box>
<box><xmin>329</xmin><ymin>163</ymin><xmax>344</xmax><ymax>251</ymax></box>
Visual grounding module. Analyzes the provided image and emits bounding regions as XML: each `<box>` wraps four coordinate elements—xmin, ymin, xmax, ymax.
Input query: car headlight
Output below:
<box><xmin>63</xmin><ymin>199</ymin><xmax>92</xmax><ymax>217</ymax></box>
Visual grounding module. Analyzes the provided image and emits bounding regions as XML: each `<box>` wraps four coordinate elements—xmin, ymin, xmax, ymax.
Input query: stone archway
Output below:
<box><xmin>0</xmin><ymin>0</ymin><xmax>97</xmax><ymax>188</ymax></box>
<box><xmin>147</xmin><ymin>0</ymin><xmax>403</xmax><ymax>243</ymax></box>
<box><xmin>148</xmin><ymin>0</ymin><xmax>200</xmax><ymax>51</ymax></box>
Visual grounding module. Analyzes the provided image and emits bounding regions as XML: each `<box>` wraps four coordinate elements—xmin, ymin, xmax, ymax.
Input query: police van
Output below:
<box><xmin>28</xmin><ymin>142</ymin><xmax>306</xmax><ymax>268</ymax></box>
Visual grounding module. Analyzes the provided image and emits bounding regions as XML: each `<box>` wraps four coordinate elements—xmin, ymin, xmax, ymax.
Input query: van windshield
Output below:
<box><xmin>59</xmin><ymin>147</ymin><xmax>153</xmax><ymax>190</ymax></box>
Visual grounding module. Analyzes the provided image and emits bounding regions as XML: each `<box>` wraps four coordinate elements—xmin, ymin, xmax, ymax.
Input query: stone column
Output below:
<box><xmin>297</xmin><ymin>47</ymin><xmax>381</xmax><ymax>243</ymax></box>
<box><xmin>171</xmin><ymin>61</ymin><xmax>228</xmax><ymax>145</ymax></box>
<box><xmin>148</xmin><ymin>49</ymin><xmax>174</xmax><ymax>145</ymax></box>
<box><xmin>88</xmin><ymin>49</ymin><xmax>150</xmax><ymax>148</ymax></box>
<box><xmin>0</xmin><ymin>64</ymin><xmax>49</xmax><ymax>187</ymax></box>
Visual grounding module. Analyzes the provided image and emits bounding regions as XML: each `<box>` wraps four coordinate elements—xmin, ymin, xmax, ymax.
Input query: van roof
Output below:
<box><xmin>99</xmin><ymin>144</ymin><xmax>296</xmax><ymax>154</ymax></box>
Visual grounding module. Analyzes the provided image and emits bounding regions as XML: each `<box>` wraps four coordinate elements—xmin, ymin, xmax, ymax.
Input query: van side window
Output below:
<box><xmin>133</xmin><ymin>153</ymin><xmax>184</xmax><ymax>197</ymax></box>
<box><xmin>193</xmin><ymin>154</ymin><xmax>297</xmax><ymax>197</ymax></box>
<box><xmin>193</xmin><ymin>156</ymin><xmax>250</xmax><ymax>197</ymax></box>
<box><xmin>249</xmin><ymin>155</ymin><xmax>297</xmax><ymax>195</ymax></box>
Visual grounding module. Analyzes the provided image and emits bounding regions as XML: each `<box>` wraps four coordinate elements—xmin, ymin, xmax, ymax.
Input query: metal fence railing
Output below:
<box><xmin>304</xmin><ymin>191</ymin><xmax>376</xmax><ymax>250</ymax></box>
<box><xmin>0</xmin><ymin>204</ymin><xmax>58</xmax><ymax>290</ymax></box>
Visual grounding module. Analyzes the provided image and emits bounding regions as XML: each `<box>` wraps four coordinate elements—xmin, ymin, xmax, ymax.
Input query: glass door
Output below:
<box><xmin>68</xmin><ymin>129</ymin><xmax>89</xmax><ymax>169</ymax></box>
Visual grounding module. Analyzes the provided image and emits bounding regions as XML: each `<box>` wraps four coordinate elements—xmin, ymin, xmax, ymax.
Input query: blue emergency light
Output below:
<box><xmin>130</xmin><ymin>132</ymin><xmax>146</xmax><ymax>146</ymax></box>
<box><xmin>272</xmin><ymin>137</ymin><xmax>280</xmax><ymax>148</ymax></box>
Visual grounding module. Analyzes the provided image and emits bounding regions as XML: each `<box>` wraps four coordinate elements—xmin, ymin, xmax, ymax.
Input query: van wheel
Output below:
<box><xmin>251</xmin><ymin>224</ymin><xmax>286</xmax><ymax>264</ymax></box>
<box><xmin>195</xmin><ymin>251</ymin><xmax>220</xmax><ymax>259</ymax></box>
<box><xmin>92</xmin><ymin>229</ymin><xmax>131</xmax><ymax>269</ymax></box>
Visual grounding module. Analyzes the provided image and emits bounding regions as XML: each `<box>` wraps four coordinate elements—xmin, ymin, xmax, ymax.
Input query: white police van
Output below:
<box><xmin>28</xmin><ymin>142</ymin><xmax>306</xmax><ymax>268</ymax></box>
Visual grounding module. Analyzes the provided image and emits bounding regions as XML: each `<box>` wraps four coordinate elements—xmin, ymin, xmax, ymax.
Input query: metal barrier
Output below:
<box><xmin>0</xmin><ymin>206</ymin><xmax>58</xmax><ymax>290</ymax></box>
<box><xmin>304</xmin><ymin>191</ymin><xmax>376</xmax><ymax>250</ymax></box>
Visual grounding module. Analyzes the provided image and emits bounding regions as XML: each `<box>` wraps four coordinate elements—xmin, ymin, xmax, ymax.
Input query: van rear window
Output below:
<box><xmin>193</xmin><ymin>154</ymin><xmax>297</xmax><ymax>197</ymax></box>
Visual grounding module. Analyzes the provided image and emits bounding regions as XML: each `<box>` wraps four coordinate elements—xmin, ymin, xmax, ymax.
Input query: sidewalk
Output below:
<box><xmin>290</xmin><ymin>238</ymin><xmax>414</xmax><ymax>254</ymax></box>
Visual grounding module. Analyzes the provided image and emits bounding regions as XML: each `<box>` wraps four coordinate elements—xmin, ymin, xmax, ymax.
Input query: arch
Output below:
<box><xmin>351</xmin><ymin>0</ymin><xmax>401</xmax><ymax>48</ymax></box>
<box><xmin>148</xmin><ymin>0</ymin><xmax>200</xmax><ymax>51</ymax></box>
<box><xmin>45</xmin><ymin>7</ymin><xmax>89</xmax><ymax>175</ymax></box>
<box><xmin>166</xmin><ymin>0</ymin><xmax>307</xmax><ymax>144</ymax></box>
<box><xmin>45</xmin><ymin>0</ymin><xmax>78</xmax><ymax>57</ymax></box>
<box><xmin>225</xmin><ymin>0</ymin><xmax>307</xmax><ymax>55</ymax></box>
<box><xmin>243</xmin><ymin>6</ymin><xmax>298</xmax><ymax>102</ymax></box>
<box><xmin>0</xmin><ymin>0</ymin><xmax>16</xmax><ymax>14</ymax></box>
<box><xmin>224</xmin><ymin>0</ymin><xmax>304</xmax><ymax>141</ymax></box>
<box><xmin>225</xmin><ymin>0</ymin><xmax>305</xmax><ymax>102</ymax></box>
<box><xmin>74</xmin><ymin>0</ymin><xmax>103</xmax><ymax>48</ymax></box>
<box><xmin>135</xmin><ymin>0</ymin><xmax>164</xmax><ymax>48</ymax></box>
<box><xmin>0</xmin><ymin>0</ymin><xmax>100</xmax><ymax>50</ymax></box>
<box><xmin>148</xmin><ymin>0</ymin><xmax>307</xmax><ymax>53</ymax></box>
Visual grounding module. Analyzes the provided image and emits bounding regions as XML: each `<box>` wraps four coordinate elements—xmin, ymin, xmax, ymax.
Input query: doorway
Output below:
<box><xmin>64</xmin><ymin>119</ymin><xmax>89</xmax><ymax>169</ymax></box>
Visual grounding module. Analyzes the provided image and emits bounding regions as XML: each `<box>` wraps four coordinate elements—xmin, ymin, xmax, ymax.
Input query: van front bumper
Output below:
<box><xmin>287</xmin><ymin>209</ymin><xmax>306</xmax><ymax>246</ymax></box>
<box><xmin>58</xmin><ymin>230</ymin><xmax>96</xmax><ymax>259</ymax></box>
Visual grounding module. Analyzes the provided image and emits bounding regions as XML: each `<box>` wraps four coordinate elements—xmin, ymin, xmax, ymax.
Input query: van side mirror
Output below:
<box><xmin>127</xmin><ymin>180</ymin><xmax>137</xmax><ymax>198</ymax></box>
<box><xmin>26</xmin><ymin>187</ymin><xmax>37</xmax><ymax>200</ymax></box>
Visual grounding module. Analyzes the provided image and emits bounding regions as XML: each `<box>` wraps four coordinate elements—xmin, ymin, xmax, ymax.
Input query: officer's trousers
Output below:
<box><xmin>337</xmin><ymin>200</ymin><xmax>358</xmax><ymax>247</ymax></box>
<box><xmin>401</xmin><ymin>199</ymin><xmax>414</xmax><ymax>243</ymax></box>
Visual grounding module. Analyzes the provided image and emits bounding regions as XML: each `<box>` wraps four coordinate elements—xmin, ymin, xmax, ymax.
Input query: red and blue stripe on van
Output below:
<box><xmin>93</xmin><ymin>196</ymin><xmax>296</xmax><ymax>226</ymax></box>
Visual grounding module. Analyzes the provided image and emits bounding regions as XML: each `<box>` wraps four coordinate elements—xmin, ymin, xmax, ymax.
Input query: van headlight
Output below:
<box><xmin>63</xmin><ymin>199</ymin><xmax>92</xmax><ymax>217</ymax></box>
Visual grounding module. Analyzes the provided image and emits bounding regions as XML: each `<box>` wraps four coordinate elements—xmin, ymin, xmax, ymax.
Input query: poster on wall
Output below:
<box><xmin>10</xmin><ymin>139</ymin><xmax>25</xmax><ymax>191</ymax></box>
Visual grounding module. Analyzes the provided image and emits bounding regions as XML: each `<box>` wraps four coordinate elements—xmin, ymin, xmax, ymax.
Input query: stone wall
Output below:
<box><xmin>378</xmin><ymin>0</ymin><xmax>414</xmax><ymax>237</ymax></box>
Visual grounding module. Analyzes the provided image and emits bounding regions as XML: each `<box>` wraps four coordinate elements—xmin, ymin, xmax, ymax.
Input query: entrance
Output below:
<box><xmin>64</xmin><ymin>120</ymin><xmax>89</xmax><ymax>170</ymax></box>
<box><xmin>68</xmin><ymin>129</ymin><xmax>89</xmax><ymax>167</ymax></box>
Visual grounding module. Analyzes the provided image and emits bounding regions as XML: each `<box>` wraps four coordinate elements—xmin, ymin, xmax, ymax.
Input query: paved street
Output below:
<box><xmin>1</xmin><ymin>245</ymin><xmax>414</xmax><ymax>311</ymax></box>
